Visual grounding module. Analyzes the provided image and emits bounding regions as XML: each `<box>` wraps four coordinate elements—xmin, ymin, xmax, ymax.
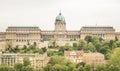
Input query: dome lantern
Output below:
<box><xmin>56</xmin><ymin>12</ymin><xmax>65</xmax><ymax>22</ymax></box>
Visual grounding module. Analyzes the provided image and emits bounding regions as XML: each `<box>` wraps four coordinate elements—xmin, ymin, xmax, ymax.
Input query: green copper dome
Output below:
<box><xmin>56</xmin><ymin>13</ymin><xmax>65</xmax><ymax>22</ymax></box>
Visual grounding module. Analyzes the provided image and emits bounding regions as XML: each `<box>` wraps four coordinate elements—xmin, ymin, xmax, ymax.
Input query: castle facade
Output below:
<box><xmin>0</xmin><ymin>12</ymin><xmax>120</xmax><ymax>48</ymax></box>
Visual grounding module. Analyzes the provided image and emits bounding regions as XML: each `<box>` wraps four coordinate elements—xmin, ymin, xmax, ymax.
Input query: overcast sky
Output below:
<box><xmin>0</xmin><ymin>0</ymin><xmax>120</xmax><ymax>32</ymax></box>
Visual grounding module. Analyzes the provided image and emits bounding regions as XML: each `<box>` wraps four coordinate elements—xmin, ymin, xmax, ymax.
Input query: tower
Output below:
<box><xmin>54</xmin><ymin>12</ymin><xmax>66</xmax><ymax>31</ymax></box>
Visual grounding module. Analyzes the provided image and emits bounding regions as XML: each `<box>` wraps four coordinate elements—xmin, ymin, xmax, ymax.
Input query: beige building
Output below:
<box><xmin>64</xmin><ymin>51</ymin><xmax>83</xmax><ymax>64</ymax></box>
<box><xmin>0</xmin><ymin>53</ymin><xmax>47</xmax><ymax>70</ymax></box>
<box><xmin>0</xmin><ymin>32</ymin><xmax>6</xmax><ymax>50</ymax></box>
<box><xmin>80</xmin><ymin>26</ymin><xmax>115</xmax><ymax>40</ymax></box>
<box><xmin>0</xmin><ymin>12</ymin><xmax>120</xmax><ymax>48</ymax></box>
<box><xmin>115</xmin><ymin>32</ymin><xmax>120</xmax><ymax>40</ymax></box>
<box><xmin>64</xmin><ymin>51</ymin><xmax>105</xmax><ymax>67</ymax></box>
<box><xmin>5</xmin><ymin>27</ymin><xmax>41</xmax><ymax>47</ymax></box>
<box><xmin>83</xmin><ymin>52</ymin><xmax>105</xmax><ymax>67</ymax></box>
<box><xmin>41</xmin><ymin>12</ymin><xmax>80</xmax><ymax>41</ymax></box>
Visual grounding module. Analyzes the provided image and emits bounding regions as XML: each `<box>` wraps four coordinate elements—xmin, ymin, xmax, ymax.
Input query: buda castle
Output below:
<box><xmin>0</xmin><ymin>12</ymin><xmax>120</xmax><ymax>49</ymax></box>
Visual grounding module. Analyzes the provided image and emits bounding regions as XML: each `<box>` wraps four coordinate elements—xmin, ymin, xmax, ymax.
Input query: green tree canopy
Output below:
<box><xmin>87</xmin><ymin>42</ymin><xmax>96</xmax><ymax>52</ymax></box>
<box><xmin>23</xmin><ymin>57</ymin><xmax>31</xmax><ymax>67</ymax></box>
<box><xmin>83</xmin><ymin>64</ymin><xmax>91</xmax><ymax>71</ymax></box>
<box><xmin>109</xmin><ymin>48</ymin><xmax>120</xmax><ymax>67</ymax></box>
<box><xmin>48</xmin><ymin>56</ymin><xmax>67</xmax><ymax>65</ymax></box>
<box><xmin>85</xmin><ymin>36</ymin><xmax>93</xmax><ymax>43</ymax></box>
<box><xmin>14</xmin><ymin>63</ymin><xmax>23</xmax><ymax>71</ymax></box>
<box><xmin>95</xmin><ymin>64</ymin><xmax>106</xmax><ymax>71</ymax></box>
<box><xmin>77</xmin><ymin>40</ymin><xmax>87</xmax><ymax>50</ymax></box>
<box><xmin>0</xmin><ymin>65</ymin><xmax>14</xmax><ymax>71</ymax></box>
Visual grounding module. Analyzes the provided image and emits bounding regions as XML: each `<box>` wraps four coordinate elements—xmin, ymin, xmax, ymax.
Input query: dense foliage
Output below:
<box><xmin>2</xmin><ymin>36</ymin><xmax>120</xmax><ymax>71</ymax></box>
<box><xmin>47</xmin><ymin>36</ymin><xmax>120</xmax><ymax>60</ymax></box>
<box><xmin>43</xmin><ymin>56</ymin><xmax>92</xmax><ymax>71</ymax></box>
<box><xmin>0</xmin><ymin>58</ymin><xmax>34</xmax><ymax>71</ymax></box>
<box><xmin>45</xmin><ymin>36</ymin><xmax>120</xmax><ymax>71</ymax></box>
<box><xmin>4</xmin><ymin>42</ymin><xmax>46</xmax><ymax>54</ymax></box>
<box><xmin>44</xmin><ymin>47</ymin><xmax>120</xmax><ymax>71</ymax></box>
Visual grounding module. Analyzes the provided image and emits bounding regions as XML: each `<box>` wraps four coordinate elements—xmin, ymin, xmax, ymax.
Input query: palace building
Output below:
<box><xmin>0</xmin><ymin>12</ymin><xmax>120</xmax><ymax>48</ymax></box>
<box><xmin>80</xmin><ymin>26</ymin><xmax>115</xmax><ymax>40</ymax></box>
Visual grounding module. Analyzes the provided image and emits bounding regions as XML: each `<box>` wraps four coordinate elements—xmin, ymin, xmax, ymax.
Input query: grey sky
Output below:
<box><xmin>0</xmin><ymin>0</ymin><xmax>120</xmax><ymax>32</ymax></box>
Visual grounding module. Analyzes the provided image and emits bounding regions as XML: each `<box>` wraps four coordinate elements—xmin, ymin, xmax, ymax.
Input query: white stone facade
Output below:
<box><xmin>0</xmin><ymin>12</ymin><xmax>119</xmax><ymax>49</ymax></box>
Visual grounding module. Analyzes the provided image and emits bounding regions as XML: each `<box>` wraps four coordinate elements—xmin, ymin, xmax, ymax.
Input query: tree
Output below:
<box><xmin>92</xmin><ymin>36</ymin><xmax>100</xmax><ymax>44</ymax></box>
<box><xmin>76</xmin><ymin>62</ymin><xmax>85</xmax><ymax>68</ymax></box>
<box><xmin>14</xmin><ymin>45</ymin><xmax>20</xmax><ymax>53</ymax></box>
<box><xmin>48</xmin><ymin>39</ymin><xmax>57</xmax><ymax>48</ymax></box>
<box><xmin>58</xmin><ymin>46</ymin><xmax>65</xmax><ymax>53</ymax></box>
<box><xmin>44</xmin><ymin>63</ymin><xmax>69</xmax><ymax>71</ymax></box>
<box><xmin>26</xmin><ymin>65</ymin><xmax>34</xmax><ymax>71</ymax></box>
<box><xmin>21</xmin><ymin>66</ymin><xmax>27</xmax><ymax>71</ymax></box>
<box><xmin>73</xmin><ymin>68</ymin><xmax>78</xmax><ymax>71</ymax></box>
<box><xmin>115</xmin><ymin>36</ymin><xmax>118</xmax><ymax>41</ymax></box>
<box><xmin>43</xmin><ymin>64</ymin><xmax>52</xmax><ymax>71</ymax></box>
<box><xmin>38</xmin><ymin>49</ymin><xmax>44</xmax><ymax>54</ymax></box>
<box><xmin>83</xmin><ymin>64</ymin><xmax>91</xmax><ymax>71</ymax></box>
<box><xmin>42</xmin><ymin>37</ymin><xmax>50</xmax><ymax>41</ymax></box>
<box><xmin>95</xmin><ymin>42</ymin><xmax>102</xmax><ymax>52</ymax></box>
<box><xmin>73</xmin><ymin>42</ymin><xmax>77</xmax><ymax>50</ymax></box>
<box><xmin>52</xmin><ymin>39</ymin><xmax>56</xmax><ymax>48</ymax></box>
<box><xmin>78</xmin><ymin>66</ymin><xmax>84</xmax><ymax>71</ymax></box>
<box><xmin>0</xmin><ymin>65</ymin><xmax>14</xmax><ymax>71</ymax></box>
<box><xmin>95</xmin><ymin>64</ymin><xmax>106</xmax><ymax>71</ymax></box>
<box><xmin>22</xmin><ymin>45</ymin><xmax>27</xmax><ymax>53</ymax></box>
<box><xmin>58</xmin><ymin>44</ymin><xmax>72</xmax><ymax>55</ymax></box>
<box><xmin>99</xmin><ymin>37</ymin><xmax>103</xmax><ymax>42</ymax></box>
<box><xmin>33</xmin><ymin>42</ymin><xmax>37</xmax><ymax>48</ymax></box>
<box><xmin>99</xmin><ymin>46</ymin><xmax>109</xmax><ymax>54</ymax></box>
<box><xmin>77</xmin><ymin>40</ymin><xmax>87</xmax><ymax>50</ymax></box>
<box><xmin>109</xmin><ymin>40</ymin><xmax>115</xmax><ymax>50</ymax></box>
<box><xmin>42</xmin><ymin>47</ymin><xmax>47</xmax><ymax>52</ymax></box>
<box><xmin>5</xmin><ymin>41</ymin><xmax>13</xmax><ymax>53</ymax></box>
<box><xmin>62</xmin><ymin>65</ymin><xmax>68</xmax><ymax>71</ymax></box>
<box><xmin>109</xmin><ymin>48</ymin><xmax>120</xmax><ymax>67</ymax></box>
<box><xmin>27</xmin><ymin>41</ymin><xmax>30</xmax><ymax>45</ymax></box>
<box><xmin>67</xmin><ymin>62</ymin><xmax>76</xmax><ymax>71</ymax></box>
<box><xmin>29</xmin><ymin>45</ymin><xmax>34</xmax><ymax>50</ymax></box>
<box><xmin>47</xmin><ymin>50</ymin><xmax>60</xmax><ymax>56</ymax></box>
<box><xmin>52</xmin><ymin>64</ymin><xmax>64</xmax><ymax>71</ymax></box>
<box><xmin>87</xmin><ymin>42</ymin><xmax>96</xmax><ymax>52</ymax></box>
<box><xmin>48</xmin><ymin>56</ymin><xmax>67</xmax><ymax>65</ymax></box>
<box><xmin>44</xmin><ymin>56</ymin><xmax>75</xmax><ymax>71</ymax></box>
<box><xmin>99</xmin><ymin>46</ymin><xmax>112</xmax><ymax>60</ymax></box>
<box><xmin>23</xmin><ymin>57</ymin><xmax>31</xmax><ymax>67</ymax></box>
<box><xmin>64</xmin><ymin>43</ymin><xmax>73</xmax><ymax>50</ymax></box>
<box><xmin>85</xmin><ymin>36</ymin><xmax>93</xmax><ymax>43</ymax></box>
<box><xmin>14</xmin><ymin>63</ymin><xmax>23</xmax><ymax>71</ymax></box>
<box><xmin>9</xmin><ymin>67</ymin><xmax>14</xmax><ymax>71</ymax></box>
<box><xmin>107</xmin><ymin>64</ymin><xmax>120</xmax><ymax>71</ymax></box>
<box><xmin>116</xmin><ymin>41</ymin><xmax>120</xmax><ymax>47</ymax></box>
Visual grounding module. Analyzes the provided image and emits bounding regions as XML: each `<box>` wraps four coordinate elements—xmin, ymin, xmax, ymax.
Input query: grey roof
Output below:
<box><xmin>8</xmin><ymin>26</ymin><xmax>39</xmax><ymax>29</ymax></box>
<box><xmin>115</xmin><ymin>32</ymin><xmax>120</xmax><ymax>34</ymax></box>
<box><xmin>6</xmin><ymin>26</ymin><xmax>40</xmax><ymax>31</ymax></box>
<box><xmin>81</xmin><ymin>26</ymin><xmax>115</xmax><ymax>30</ymax></box>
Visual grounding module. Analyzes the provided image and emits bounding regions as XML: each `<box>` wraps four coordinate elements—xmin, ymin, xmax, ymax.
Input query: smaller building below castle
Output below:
<box><xmin>64</xmin><ymin>51</ymin><xmax>83</xmax><ymax>63</ymax></box>
<box><xmin>0</xmin><ymin>52</ymin><xmax>48</xmax><ymax>71</ymax></box>
<box><xmin>64</xmin><ymin>51</ymin><xmax>105</xmax><ymax>67</ymax></box>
